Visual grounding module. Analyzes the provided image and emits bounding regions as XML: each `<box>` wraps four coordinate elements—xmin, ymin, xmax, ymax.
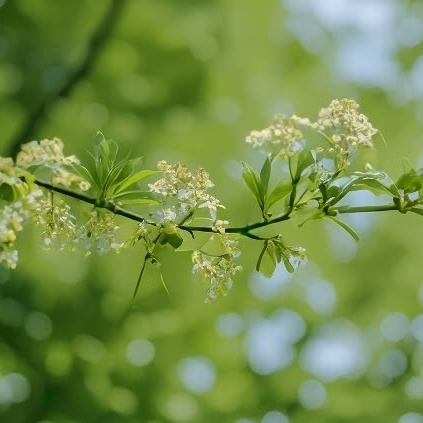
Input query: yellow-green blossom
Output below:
<box><xmin>192</xmin><ymin>234</ymin><xmax>242</xmax><ymax>303</ymax></box>
<box><xmin>149</xmin><ymin>161</ymin><xmax>224</xmax><ymax>221</ymax></box>
<box><xmin>246</xmin><ymin>114</ymin><xmax>309</xmax><ymax>159</ymax></box>
<box><xmin>16</xmin><ymin>138</ymin><xmax>91</xmax><ymax>191</ymax></box>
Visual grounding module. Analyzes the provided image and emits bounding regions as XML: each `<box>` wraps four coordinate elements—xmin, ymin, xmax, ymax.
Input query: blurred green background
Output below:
<box><xmin>2</xmin><ymin>0</ymin><xmax>423</xmax><ymax>422</ymax></box>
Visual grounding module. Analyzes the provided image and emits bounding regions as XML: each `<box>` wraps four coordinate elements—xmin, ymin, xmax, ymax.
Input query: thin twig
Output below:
<box><xmin>33</xmin><ymin>179</ymin><xmax>404</xmax><ymax>239</ymax></box>
<box><xmin>6</xmin><ymin>0</ymin><xmax>126</xmax><ymax>157</ymax></box>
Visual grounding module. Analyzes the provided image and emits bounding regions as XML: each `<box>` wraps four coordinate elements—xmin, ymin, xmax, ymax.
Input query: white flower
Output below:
<box><xmin>76</xmin><ymin>210</ymin><xmax>120</xmax><ymax>255</ymax></box>
<box><xmin>313</xmin><ymin>99</ymin><xmax>377</xmax><ymax>168</ymax></box>
<box><xmin>246</xmin><ymin>114</ymin><xmax>308</xmax><ymax>158</ymax></box>
<box><xmin>149</xmin><ymin>161</ymin><xmax>225</xmax><ymax>222</ymax></box>
<box><xmin>192</xmin><ymin>234</ymin><xmax>242</xmax><ymax>303</ymax></box>
<box><xmin>16</xmin><ymin>138</ymin><xmax>91</xmax><ymax>191</ymax></box>
<box><xmin>34</xmin><ymin>195</ymin><xmax>76</xmax><ymax>251</ymax></box>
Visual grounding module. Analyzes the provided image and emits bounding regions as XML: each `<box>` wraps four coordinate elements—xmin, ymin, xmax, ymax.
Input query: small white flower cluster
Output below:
<box><xmin>313</xmin><ymin>99</ymin><xmax>377</xmax><ymax>168</ymax></box>
<box><xmin>246</xmin><ymin>114</ymin><xmax>309</xmax><ymax>159</ymax></box>
<box><xmin>192</xmin><ymin>234</ymin><xmax>242</xmax><ymax>303</ymax></box>
<box><xmin>284</xmin><ymin>244</ymin><xmax>307</xmax><ymax>269</ymax></box>
<box><xmin>212</xmin><ymin>219</ymin><xmax>229</xmax><ymax>234</ymax></box>
<box><xmin>16</xmin><ymin>138</ymin><xmax>91</xmax><ymax>191</ymax></box>
<box><xmin>0</xmin><ymin>188</ymin><xmax>43</xmax><ymax>269</ymax></box>
<box><xmin>246</xmin><ymin>99</ymin><xmax>377</xmax><ymax>168</ymax></box>
<box><xmin>34</xmin><ymin>195</ymin><xmax>76</xmax><ymax>250</ymax></box>
<box><xmin>149</xmin><ymin>161</ymin><xmax>224</xmax><ymax>221</ymax></box>
<box><xmin>76</xmin><ymin>209</ymin><xmax>121</xmax><ymax>256</ymax></box>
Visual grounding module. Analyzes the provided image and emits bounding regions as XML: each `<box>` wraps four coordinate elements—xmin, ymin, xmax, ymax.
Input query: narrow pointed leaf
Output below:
<box><xmin>115</xmin><ymin>170</ymin><xmax>160</xmax><ymax>194</ymax></box>
<box><xmin>327</xmin><ymin>215</ymin><xmax>360</xmax><ymax>242</ymax></box>
<box><xmin>259</xmin><ymin>155</ymin><xmax>272</xmax><ymax>200</ymax></box>
<box><xmin>265</xmin><ymin>181</ymin><xmax>291</xmax><ymax>212</ymax></box>
<box><xmin>159</xmin><ymin>270</ymin><xmax>170</xmax><ymax>296</ymax></box>
<box><xmin>242</xmin><ymin>161</ymin><xmax>263</xmax><ymax>209</ymax></box>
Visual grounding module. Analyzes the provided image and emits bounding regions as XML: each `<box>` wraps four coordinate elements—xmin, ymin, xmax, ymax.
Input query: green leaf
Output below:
<box><xmin>410</xmin><ymin>207</ymin><xmax>423</xmax><ymax>216</ymax></box>
<box><xmin>296</xmin><ymin>207</ymin><xmax>324</xmax><ymax>227</ymax></box>
<box><xmin>256</xmin><ymin>241</ymin><xmax>277</xmax><ymax>278</ymax></box>
<box><xmin>115</xmin><ymin>169</ymin><xmax>159</xmax><ymax>194</ymax></box>
<box><xmin>113</xmin><ymin>190</ymin><xmax>158</xmax><ymax>205</ymax></box>
<box><xmin>327</xmin><ymin>215</ymin><xmax>360</xmax><ymax>242</ymax></box>
<box><xmin>201</xmin><ymin>235</ymin><xmax>229</xmax><ymax>257</ymax></box>
<box><xmin>0</xmin><ymin>183</ymin><xmax>15</xmax><ymax>202</ymax></box>
<box><xmin>264</xmin><ymin>181</ymin><xmax>291</xmax><ymax>212</ymax></box>
<box><xmin>160</xmin><ymin>231</ymin><xmax>183</xmax><ymax>249</ymax></box>
<box><xmin>159</xmin><ymin>270</ymin><xmax>170</xmax><ymax>295</ymax></box>
<box><xmin>242</xmin><ymin>161</ymin><xmax>263</xmax><ymax>209</ymax></box>
<box><xmin>396</xmin><ymin>169</ymin><xmax>423</xmax><ymax>194</ymax></box>
<box><xmin>294</xmin><ymin>149</ymin><xmax>315</xmax><ymax>181</ymax></box>
<box><xmin>259</xmin><ymin>155</ymin><xmax>272</xmax><ymax>201</ymax></box>
<box><xmin>280</xmin><ymin>251</ymin><xmax>295</xmax><ymax>273</ymax></box>
<box><xmin>68</xmin><ymin>164</ymin><xmax>96</xmax><ymax>188</ymax></box>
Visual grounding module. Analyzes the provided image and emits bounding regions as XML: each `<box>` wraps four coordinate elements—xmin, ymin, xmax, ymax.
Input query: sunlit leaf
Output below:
<box><xmin>396</xmin><ymin>169</ymin><xmax>423</xmax><ymax>193</ymax></box>
<box><xmin>256</xmin><ymin>241</ymin><xmax>277</xmax><ymax>278</ymax></box>
<box><xmin>265</xmin><ymin>180</ymin><xmax>291</xmax><ymax>212</ymax></box>
<box><xmin>294</xmin><ymin>149</ymin><xmax>314</xmax><ymax>180</ymax></box>
<box><xmin>242</xmin><ymin>161</ymin><xmax>262</xmax><ymax>209</ymax></box>
<box><xmin>0</xmin><ymin>183</ymin><xmax>15</xmax><ymax>202</ymax></box>
<box><xmin>327</xmin><ymin>215</ymin><xmax>360</xmax><ymax>242</ymax></box>
<box><xmin>201</xmin><ymin>235</ymin><xmax>230</xmax><ymax>257</ymax></box>
<box><xmin>115</xmin><ymin>169</ymin><xmax>159</xmax><ymax>194</ymax></box>
<box><xmin>113</xmin><ymin>190</ymin><xmax>158</xmax><ymax>205</ymax></box>
<box><xmin>259</xmin><ymin>155</ymin><xmax>272</xmax><ymax>201</ymax></box>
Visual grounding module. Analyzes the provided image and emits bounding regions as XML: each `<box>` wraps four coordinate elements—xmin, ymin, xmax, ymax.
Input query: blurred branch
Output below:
<box><xmin>6</xmin><ymin>0</ymin><xmax>126</xmax><ymax>157</ymax></box>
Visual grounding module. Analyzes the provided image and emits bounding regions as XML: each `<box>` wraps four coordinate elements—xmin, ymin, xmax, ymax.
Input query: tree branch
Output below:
<box><xmin>33</xmin><ymin>179</ymin><xmax>404</xmax><ymax>240</ymax></box>
<box><xmin>6</xmin><ymin>0</ymin><xmax>126</xmax><ymax>157</ymax></box>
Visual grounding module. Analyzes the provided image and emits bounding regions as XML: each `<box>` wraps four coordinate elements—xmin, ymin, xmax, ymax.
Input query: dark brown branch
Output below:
<box><xmin>6</xmin><ymin>0</ymin><xmax>126</xmax><ymax>157</ymax></box>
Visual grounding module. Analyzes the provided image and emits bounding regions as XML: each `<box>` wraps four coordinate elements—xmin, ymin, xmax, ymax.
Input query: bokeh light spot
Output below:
<box><xmin>107</xmin><ymin>386</ymin><xmax>138</xmax><ymax>415</ymax></box>
<box><xmin>411</xmin><ymin>314</ymin><xmax>423</xmax><ymax>342</ymax></box>
<box><xmin>0</xmin><ymin>373</ymin><xmax>31</xmax><ymax>405</ymax></box>
<box><xmin>261</xmin><ymin>410</ymin><xmax>290</xmax><ymax>423</ymax></box>
<box><xmin>300</xmin><ymin>320</ymin><xmax>368</xmax><ymax>381</ymax></box>
<box><xmin>215</xmin><ymin>312</ymin><xmax>244</xmax><ymax>338</ymax></box>
<box><xmin>249</xmin><ymin>265</ymin><xmax>293</xmax><ymax>300</ymax></box>
<box><xmin>305</xmin><ymin>278</ymin><xmax>337</xmax><ymax>315</ymax></box>
<box><xmin>162</xmin><ymin>393</ymin><xmax>198</xmax><ymax>421</ymax></box>
<box><xmin>25</xmin><ymin>311</ymin><xmax>52</xmax><ymax>340</ymax></box>
<box><xmin>379</xmin><ymin>349</ymin><xmax>407</xmax><ymax>379</ymax></box>
<box><xmin>73</xmin><ymin>334</ymin><xmax>106</xmax><ymax>363</ymax></box>
<box><xmin>405</xmin><ymin>377</ymin><xmax>423</xmax><ymax>400</ymax></box>
<box><xmin>398</xmin><ymin>412</ymin><xmax>423</xmax><ymax>423</ymax></box>
<box><xmin>178</xmin><ymin>357</ymin><xmax>216</xmax><ymax>394</ymax></box>
<box><xmin>298</xmin><ymin>379</ymin><xmax>327</xmax><ymax>410</ymax></box>
<box><xmin>380</xmin><ymin>312</ymin><xmax>410</xmax><ymax>342</ymax></box>
<box><xmin>126</xmin><ymin>339</ymin><xmax>155</xmax><ymax>367</ymax></box>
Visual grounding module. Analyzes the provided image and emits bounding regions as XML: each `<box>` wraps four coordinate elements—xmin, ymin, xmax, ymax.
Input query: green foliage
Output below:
<box><xmin>79</xmin><ymin>134</ymin><xmax>159</xmax><ymax>206</ymax></box>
